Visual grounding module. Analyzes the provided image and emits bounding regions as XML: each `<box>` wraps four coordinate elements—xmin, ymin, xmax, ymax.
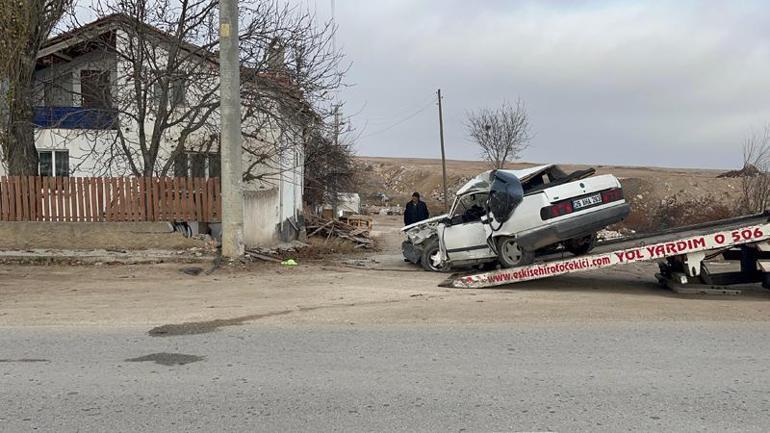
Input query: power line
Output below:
<box><xmin>360</xmin><ymin>99</ymin><xmax>436</xmax><ymax>138</ymax></box>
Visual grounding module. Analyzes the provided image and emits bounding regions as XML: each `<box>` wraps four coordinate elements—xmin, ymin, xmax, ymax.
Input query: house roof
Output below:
<box><xmin>38</xmin><ymin>13</ymin><xmax>306</xmax><ymax>105</ymax></box>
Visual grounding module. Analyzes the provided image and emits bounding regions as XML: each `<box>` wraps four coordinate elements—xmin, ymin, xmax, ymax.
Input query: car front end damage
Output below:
<box><xmin>401</xmin><ymin>215</ymin><xmax>446</xmax><ymax>264</ymax></box>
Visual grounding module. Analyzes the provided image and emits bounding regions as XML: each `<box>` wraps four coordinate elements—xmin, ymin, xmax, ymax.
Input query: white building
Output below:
<box><xmin>0</xmin><ymin>15</ymin><xmax>310</xmax><ymax>246</ymax></box>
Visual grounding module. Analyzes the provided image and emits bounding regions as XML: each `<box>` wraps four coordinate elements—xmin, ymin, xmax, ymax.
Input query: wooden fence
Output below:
<box><xmin>0</xmin><ymin>176</ymin><xmax>221</xmax><ymax>222</ymax></box>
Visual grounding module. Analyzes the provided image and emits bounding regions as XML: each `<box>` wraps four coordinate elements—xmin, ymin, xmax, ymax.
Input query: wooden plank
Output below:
<box><xmin>202</xmin><ymin>178</ymin><xmax>210</xmax><ymax>222</ymax></box>
<box><xmin>118</xmin><ymin>177</ymin><xmax>127</xmax><ymax>222</ymax></box>
<box><xmin>31</xmin><ymin>177</ymin><xmax>39</xmax><ymax>221</ymax></box>
<box><xmin>81</xmin><ymin>177</ymin><xmax>89</xmax><ymax>222</ymax></box>
<box><xmin>19</xmin><ymin>176</ymin><xmax>28</xmax><ymax>221</ymax></box>
<box><xmin>51</xmin><ymin>177</ymin><xmax>58</xmax><ymax>222</ymax></box>
<box><xmin>0</xmin><ymin>177</ymin><xmax>6</xmax><ymax>221</ymax></box>
<box><xmin>133</xmin><ymin>177</ymin><xmax>141</xmax><ymax>221</ymax></box>
<box><xmin>213</xmin><ymin>177</ymin><xmax>221</xmax><ymax>222</ymax></box>
<box><xmin>194</xmin><ymin>177</ymin><xmax>203</xmax><ymax>221</ymax></box>
<box><xmin>0</xmin><ymin>177</ymin><xmax>7</xmax><ymax>221</ymax></box>
<box><xmin>69</xmin><ymin>177</ymin><xmax>76</xmax><ymax>222</ymax></box>
<box><xmin>188</xmin><ymin>177</ymin><xmax>195</xmax><ymax>221</ymax></box>
<box><xmin>180</xmin><ymin>177</ymin><xmax>188</xmax><ymax>221</ymax></box>
<box><xmin>126</xmin><ymin>177</ymin><xmax>134</xmax><ymax>222</ymax></box>
<box><xmin>146</xmin><ymin>178</ymin><xmax>155</xmax><ymax>221</ymax></box>
<box><xmin>172</xmin><ymin>177</ymin><xmax>182</xmax><ymax>221</ymax></box>
<box><xmin>177</xmin><ymin>177</ymin><xmax>183</xmax><ymax>221</ymax></box>
<box><xmin>83</xmin><ymin>178</ymin><xmax>91</xmax><ymax>222</ymax></box>
<box><xmin>96</xmin><ymin>177</ymin><xmax>104</xmax><ymax>222</ymax></box>
<box><xmin>0</xmin><ymin>176</ymin><xmax>12</xmax><ymax>221</ymax></box>
<box><xmin>26</xmin><ymin>176</ymin><xmax>34</xmax><ymax>221</ymax></box>
<box><xmin>139</xmin><ymin>177</ymin><xmax>147</xmax><ymax>221</ymax></box>
<box><xmin>49</xmin><ymin>177</ymin><xmax>56</xmax><ymax>221</ymax></box>
<box><xmin>157</xmin><ymin>177</ymin><xmax>166</xmax><ymax>220</ymax></box>
<box><xmin>61</xmin><ymin>176</ymin><xmax>68</xmax><ymax>222</ymax></box>
<box><xmin>44</xmin><ymin>177</ymin><xmax>50</xmax><ymax>222</ymax></box>
<box><xmin>36</xmin><ymin>177</ymin><xmax>43</xmax><ymax>221</ymax></box>
<box><xmin>106</xmin><ymin>178</ymin><xmax>116</xmax><ymax>221</ymax></box>
<box><xmin>90</xmin><ymin>177</ymin><xmax>98</xmax><ymax>222</ymax></box>
<box><xmin>12</xmin><ymin>177</ymin><xmax>20</xmax><ymax>221</ymax></box>
<box><xmin>75</xmin><ymin>177</ymin><xmax>83</xmax><ymax>222</ymax></box>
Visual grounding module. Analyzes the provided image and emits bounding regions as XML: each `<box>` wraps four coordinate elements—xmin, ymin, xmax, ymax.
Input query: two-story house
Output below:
<box><xmin>0</xmin><ymin>14</ymin><xmax>310</xmax><ymax>246</ymax></box>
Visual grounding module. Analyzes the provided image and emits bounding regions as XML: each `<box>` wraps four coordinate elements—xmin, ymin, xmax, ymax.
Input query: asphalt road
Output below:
<box><xmin>1</xmin><ymin>323</ymin><xmax>769</xmax><ymax>432</ymax></box>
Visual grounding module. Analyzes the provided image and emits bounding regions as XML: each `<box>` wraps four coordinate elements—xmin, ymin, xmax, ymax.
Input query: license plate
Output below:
<box><xmin>573</xmin><ymin>193</ymin><xmax>602</xmax><ymax>210</ymax></box>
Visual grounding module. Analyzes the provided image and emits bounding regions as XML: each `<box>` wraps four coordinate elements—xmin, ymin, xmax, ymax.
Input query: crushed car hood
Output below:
<box><xmin>400</xmin><ymin>214</ymin><xmax>449</xmax><ymax>232</ymax></box>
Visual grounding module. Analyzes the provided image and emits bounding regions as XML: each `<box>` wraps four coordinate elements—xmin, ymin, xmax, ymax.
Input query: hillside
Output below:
<box><xmin>352</xmin><ymin>156</ymin><xmax>745</xmax><ymax>232</ymax></box>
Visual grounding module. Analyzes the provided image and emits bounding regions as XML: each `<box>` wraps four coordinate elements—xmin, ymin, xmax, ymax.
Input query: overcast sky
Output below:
<box><xmin>319</xmin><ymin>0</ymin><xmax>770</xmax><ymax>169</ymax></box>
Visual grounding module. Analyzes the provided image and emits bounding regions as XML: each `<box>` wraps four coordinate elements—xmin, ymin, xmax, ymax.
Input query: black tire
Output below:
<box><xmin>420</xmin><ymin>237</ymin><xmax>448</xmax><ymax>272</ymax></box>
<box><xmin>564</xmin><ymin>233</ymin><xmax>597</xmax><ymax>256</ymax></box>
<box><xmin>495</xmin><ymin>236</ymin><xmax>535</xmax><ymax>268</ymax></box>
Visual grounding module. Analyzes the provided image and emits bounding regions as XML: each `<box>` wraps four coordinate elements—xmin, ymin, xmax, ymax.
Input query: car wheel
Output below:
<box><xmin>564</xmin><ymin>233</ymin><xmax>597</xmax><ymax>256</ymax></box>
<box><xmin>420</xmin><ymin>238</ymin><xmax>448</xmax><ymax>272</ymax></box>
<box><xmin>495</xmin><ymin>236</ymin><xmax>535</xmax><ymax>268</ymax></box>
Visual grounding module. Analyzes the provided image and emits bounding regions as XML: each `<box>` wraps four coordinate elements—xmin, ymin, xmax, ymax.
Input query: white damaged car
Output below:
<box><xmin>401</xmin><ymin>164</ymin><xmax>629</xmax><ymax>271</ymax></box>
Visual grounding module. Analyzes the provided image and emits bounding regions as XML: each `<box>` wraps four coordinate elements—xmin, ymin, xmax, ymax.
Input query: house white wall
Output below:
<box><xmin>16</xmin><ymin>24</ymin><xmax>308</xmax><ymax>247</ymax></box>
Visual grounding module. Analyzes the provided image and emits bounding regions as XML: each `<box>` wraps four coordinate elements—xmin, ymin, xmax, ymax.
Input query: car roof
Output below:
<box><xmin>455</xmin><ymin>164</ymin><xmax>555</xmax><ymax>196</ymax></box>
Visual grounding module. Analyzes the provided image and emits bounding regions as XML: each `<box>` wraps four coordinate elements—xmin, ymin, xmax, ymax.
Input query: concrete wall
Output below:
<box><xmin>242</xmin><ymin>189</ymin><xmax>280</xmax><ymax>246</ymax></box>
<box><xmin>0</xmin><ymin>222</ymin><xmax>205</xmax><ymax>250</ymax></box>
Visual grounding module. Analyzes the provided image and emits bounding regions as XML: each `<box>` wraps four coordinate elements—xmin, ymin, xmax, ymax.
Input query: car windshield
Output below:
<box><xmin>451</xmin><ymin>192</ymin><xmax>489</xmax><ymax>222</ymax></box>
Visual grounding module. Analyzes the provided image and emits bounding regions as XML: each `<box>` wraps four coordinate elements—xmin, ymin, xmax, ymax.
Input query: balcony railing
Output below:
<box><xmin>33</xmin><ymin>107</ymin><xmax>118</xmax><ymax>130</ymax></box>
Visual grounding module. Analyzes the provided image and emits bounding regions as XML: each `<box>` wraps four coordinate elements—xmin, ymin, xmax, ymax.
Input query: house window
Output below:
<box><xmin>43</xmin><ymin>72</ymin><xmax>73</xmax><ymax>107</ymax></box>
<box><xmin>80</xmin><ymin>70</ymin><xmax>111</xmax><ymax>108</ymax></box>
<box><xmin>38</xmin><ymin>150</ymin><xmax>69</xmax><ymax>177</ymax></box>
<box><xmin>173</xmin><ymin>152</ymin><xmax>220</xmax><ymax>178</ymax></box>
<box><xmin>153</xmin><ymin>76</ymin><xmax>186</xmax><ymax>109</ymax></box>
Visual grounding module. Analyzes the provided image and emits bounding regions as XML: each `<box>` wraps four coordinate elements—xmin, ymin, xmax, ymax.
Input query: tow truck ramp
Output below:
<box><xmin>441</xmin><ymin>212</ymin><xmax>770</xmax><ymax>294</ymax></box>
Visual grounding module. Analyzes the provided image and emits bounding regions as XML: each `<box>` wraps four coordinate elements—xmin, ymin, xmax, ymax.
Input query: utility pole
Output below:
<box><xmin>219</xmin><ymin>0</ymin><xmax>244</xmax><ymax>257</ymax></box>
<box><xmin>330</xmin><ymin>105</ymin><xmax>341</xmax><ymax>219</ymax></box>
<box><xmin>437</xmin><ymin>89</ymin><xmax>449</xmax><ymax>212</ymax></box>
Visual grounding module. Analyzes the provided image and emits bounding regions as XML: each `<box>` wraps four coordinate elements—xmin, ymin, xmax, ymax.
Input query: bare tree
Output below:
<box><xmin>0</xmin><ymin>0</ymin><xmax>71</xmax><ymax>175</ymax></box>
<box><xmin>466</xmin><ymin>99</ymin><xmax>531</xmax><ymax>169</ymax></box>
<box><xmin>49</xmin><ymin>0</ymin><xmax>347</xmax><ymax>185</ymax></box>
<box><xmin>738</xmin><ymin>126</ymin><xmax>770</xmax><ymax>213</ymax></box>
<box><xmin>302</xmin><ymin>107</ymin><xmax>356</xmax><ymax>210</ymax></box>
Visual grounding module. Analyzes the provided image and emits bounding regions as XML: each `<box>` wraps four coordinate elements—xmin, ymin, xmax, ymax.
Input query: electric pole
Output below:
<box><xmin>330</xmin><ymin>105</ymin><xmax>341</xmax><ymax>219</ymax></box>
<box><xmin>219</xmin><ymin>0</ymin><xmax>244</xmax><ymax>257</ymax></box>
<box><xmin>437</xmin><ymin>89</ymin><xmax>449</xmax><ymax>212</ymax></box>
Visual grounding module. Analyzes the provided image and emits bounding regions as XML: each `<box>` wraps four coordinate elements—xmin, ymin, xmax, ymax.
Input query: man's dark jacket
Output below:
<box><xmin>404</xmin><ymin>200</ymin><xmax>430</xmax><ymax>226</ymax></box>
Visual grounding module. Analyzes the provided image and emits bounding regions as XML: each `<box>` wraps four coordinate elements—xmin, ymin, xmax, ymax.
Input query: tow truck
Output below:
<box><xmin>441</xmin><ymin>212</ymin><xmax>770</xmax><ymax>295</ymax></box>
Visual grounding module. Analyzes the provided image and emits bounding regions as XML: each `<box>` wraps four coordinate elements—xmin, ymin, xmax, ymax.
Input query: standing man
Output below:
<box><xmin>404</xmin><ymin>192</ymin><xmax>430</xmax><ymax>226</ymax></box>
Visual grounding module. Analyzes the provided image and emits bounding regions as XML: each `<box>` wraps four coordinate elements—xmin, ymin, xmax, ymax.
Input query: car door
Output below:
<box><xmin>439</xmin><ymin>193</ymin><xmax>495</xmax><ymax>262</ymax></box>
<box><xmin>441</xmin><ymin>221</ymin><xmax>495</xmax><ymax>262</ymax></box>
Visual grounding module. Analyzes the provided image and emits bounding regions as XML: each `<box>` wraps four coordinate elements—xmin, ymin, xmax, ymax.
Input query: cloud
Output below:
<box><xmin>332</xmin><ymin>0</ymin><xmax>770</xmax><ymax>168</ymax></box>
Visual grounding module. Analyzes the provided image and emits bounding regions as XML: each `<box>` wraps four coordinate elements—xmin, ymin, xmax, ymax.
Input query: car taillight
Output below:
<box><xmin>601</xmin><ymin>188</ymin><xmax>624</xmax><ymax>203</ymax></box>
<box><xmin>541</xmin><ymin>201</ymin><xmax>573</xmax><ymax>220</ymax></box>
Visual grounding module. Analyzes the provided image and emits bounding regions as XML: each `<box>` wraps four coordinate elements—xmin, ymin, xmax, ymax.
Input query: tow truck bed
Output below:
<box><xmin>442</xmin><ymin>212</ymin><xmax>770</xmax><ymax>291</ymax></box>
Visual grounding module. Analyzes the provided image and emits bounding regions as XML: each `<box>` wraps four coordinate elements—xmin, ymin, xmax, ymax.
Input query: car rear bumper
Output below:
<box><xmin>516</xmin><ymin>203</ymin><xmax>630</xmax><ymax>250</ymax></box>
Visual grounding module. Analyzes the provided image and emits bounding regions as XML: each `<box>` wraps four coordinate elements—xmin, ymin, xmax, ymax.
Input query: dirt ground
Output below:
<box><xmin>1</xmin><ymin>214</ymin><xmax>769</xmax><ymax>329</ymax></box>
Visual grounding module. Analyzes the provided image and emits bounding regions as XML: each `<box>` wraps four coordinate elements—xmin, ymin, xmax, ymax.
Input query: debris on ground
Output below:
<box><xmin>180</xmin><ymin>266</ymin><xmax>204</xmax><ymax>276</ymax></box>
<box><xmin>597</xmin><ymin>229</ymin><xmax>624</xmax><ymax>241</ymax></box>
<box><xmin>281</xmin><ymin>259</ymin><xmax>299</xmax><ymax>267</ymax></box>
<box><xmin>244</xmin><ymin>240</ymin><xmax>311</xmax><ymax>263</ymax></box>
<box><xmin>305</xmin><ymin>215</ymin><xmax>375</xmax><ymax>249</ymax></box>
